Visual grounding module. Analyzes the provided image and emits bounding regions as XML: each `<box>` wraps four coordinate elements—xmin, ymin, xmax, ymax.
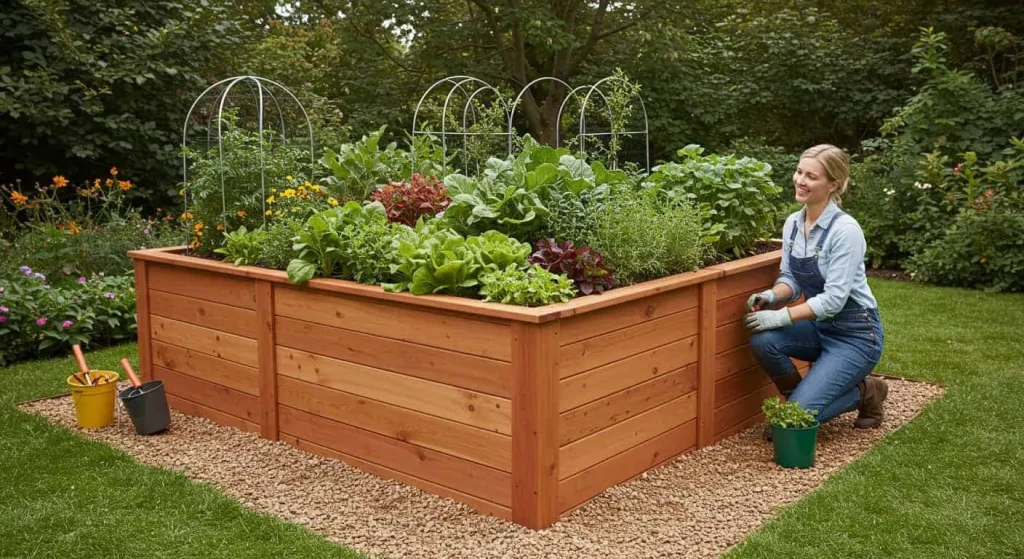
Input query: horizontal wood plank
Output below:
<box><xmin>558</xmin><ymin>420</ymin><xmax>696</xmax><ymax>513</ymax></box>
<box><xmin>715</xmin><ymin>365</ymin><xmax>772</xmax><ymax>409</ymax></box>
<box><xmin>154</xmin><ymin>366</ymin><xmax>260</xmax><ymax>424</ymax></box>
<box><xmin>559</xmin><ymin>391</ymin><xmax>698</xmax><ymax>480</ymax></box>
<box><xmin>560</xmin><ymin>338</ymin><xmax>697</xmax><ymax>413</ymax></box>
<box><xmin>277</xmin><ymin>347</ymin><xmax>511</xmax><ymax>435</ymax></box>
<box><xmin>715</xmin><ymin>320</ymin><xmax>751</xmax><ymax>355</ymax></box>
<box><xmin>149</xmin><ymin>289</ymin><xmax>257</xmax><ymax>338</ymax></box>
<box><xmin>714</xmin><ymin>383</ymin><xmax>779</xmax><ymax>435</ymax></box>
<box><xmin>715</xmin><ymin>266</ymin><xmax>777</xmax><ymax>301</ymax></box>
<box><xmin>558</xmin><ymin>287</ymin><xmax>698</xmax><ymax>346</ymax></box>
<box><xmin>275</xmin><ymin>317</ymin><xmax>513</xmax><ymax>398</ymax></box>
<box><xmin>151</xmin><ymin>340</ymin><xmax>259</xmax><ymax>396</ymax></box>
<box><xmin>715</xmin><ymin>345</ymin><xmax>760</xmax><ymax>380</ymax></box>
<box><xmin>716</xmin><ymin>288</ymin><xmax>763</xmax><ymax>327</ymax></box>
<box><xmin>148</xmin><ymin>262</ymin><xmax>256</xmax><ymax>309</ymax></box>
<box><xmin>277</xmin><ymin>376</ymin><xmax>511</xmax><ymax>472</ymax></box>
<box><xmin>716</xmin><ymin>413</ymin><xmax>765</xmax><ymax>442</ymax></box>
<box><xmin>275</xmin><ymin>287</ymin><xmax>512</xmax><ymax>361</ymax></box>
<box><xmin>558</xmin><ymin>308</ymin><xmax>699</xmax><ymax>379</ymax></box>
<box><xmin>150</xmin><ymin>315</ymin><xmax>258</xmax><ymax>368</ymax></box>
<box><xmin>279</xmin><ymin>434</ymin><xmax>511</xmax><ymax>520</ymax></box>
<box><xmin>279</xmin><ymin>405</ymin><xmax>511</xmax><ymax>506</ymax></box>
<box><xmin>560</xmin><ymin>365</ymin><xmax>698</xmax><ymax>445</ymax></box>
<box><xmin>166</xmin><ymin>394</ymin><xmax>260</xmax><ymax>434</ymax></box>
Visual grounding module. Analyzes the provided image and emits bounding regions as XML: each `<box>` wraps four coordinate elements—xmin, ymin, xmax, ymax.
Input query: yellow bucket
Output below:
<box><xmin>67</xmin><ymin>371</ymin><xmax>120</xmax><ymax>429</ymax></box>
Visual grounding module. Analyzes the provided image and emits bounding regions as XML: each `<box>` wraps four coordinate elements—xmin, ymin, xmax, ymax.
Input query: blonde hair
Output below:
<box><xmin>801</xmin><ymin>144</ymin><xmax>850</xmax><ymax>205</ymax></box>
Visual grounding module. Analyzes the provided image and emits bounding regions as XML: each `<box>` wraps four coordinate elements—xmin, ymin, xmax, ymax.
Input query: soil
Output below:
<box><xmin>21</xmin><ymin>376</ymin><xmax>944</xmax><ymax>559</ymax></box>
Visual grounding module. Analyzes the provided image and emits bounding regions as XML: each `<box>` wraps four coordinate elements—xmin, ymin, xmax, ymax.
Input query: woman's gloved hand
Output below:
<box><xmin>745</xmin><ymin>289</ymin><xmax>776</xmax><ymax>312</ymax></box>
<box><xmin>743</xmin><ymin>308</ymin><xmax>792</xmax><ymax>333</ymax></box>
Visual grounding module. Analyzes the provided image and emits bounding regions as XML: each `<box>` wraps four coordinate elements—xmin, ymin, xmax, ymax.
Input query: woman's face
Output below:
<box><xmin>792</xmin><ymin>157</ymin><xmax>836</xmax><ymax>206</ymax></box>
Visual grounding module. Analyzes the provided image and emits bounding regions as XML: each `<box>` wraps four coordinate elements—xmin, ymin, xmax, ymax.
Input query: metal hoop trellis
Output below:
<box><xmin>181</xmin><ymin>75</ymin><xmax>315</xmax><ymax>241</ymax></box>
<box><xmin>563</xmin><ymin>76</ymin><xmax>650</xmax><ymax>173</ymax></box>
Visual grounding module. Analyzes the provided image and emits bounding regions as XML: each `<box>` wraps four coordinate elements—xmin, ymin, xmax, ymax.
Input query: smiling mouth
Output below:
<box><xmin>796</xmin><ymin>187</ymin><xmax>810</xmax><ymax>196</ymax></box>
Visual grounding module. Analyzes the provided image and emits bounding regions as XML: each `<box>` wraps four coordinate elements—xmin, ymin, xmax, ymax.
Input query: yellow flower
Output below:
<box><xmin>236</xmin><ymin>210</ymin><xmax>246</xmax><ymax>218</ymax></box>
<box><xmin>179</xmin><ymin>211</ymin><xmax>194</xmax><ymax>221</ymax></box>
<box><xmin>327</xmin><ymin>197</ymin><xmax>339</xmax><ymax>207</ymax></box>
<box><xmin>265</xmin><ymin>210</ymin><xmax>272</xmax><ymax>216</ymax></box>
<box><xmin>281</xmin><ymin>188</ymin><xmax>296</xmax><ymax>198</ymax></box>
<box><xmin>9</xmin><ymin>191</ymin><xmax>28</xmax><ymax>206</ymax></box>
<box><xmin>95</xmin><ymin>179</ymin><xmax>102</xmax><ymax>189</ymax></box>
<box><xmin>297</xmin><ymin>186</ymin><xmax>308</xmax><ymax>197</ymax></box>
<box><xmin>286</xmin><ymin>175</ymin><xmax>294</xmax><ymax>181</ymax></box>
<box><xmin>304</xmin><ymin>181</ymin><xmax>312</xmax><ymax>187</ymax></box>
<box><xmin>178</xmin><ymin>188</ymin><xmax>185</xmax><ymax>196</ymax></box>
<box><xmin>266</xmin><ymin>195</ymin><xmax>275</xmax><ymax>205</ymax></box>
<box><xmin>110</xmin><ymin>167</ymin><xmax>118</xmax><ymax>176</ymax></box>
<box><xmin>274</xmin><ymin>210</ymin><xmax>281</xmax><ymax>216</ymax></box>
<box><xmin>193</xmin><ymin>222</ymin><xmax>205</xmax><ymax>232</ymax></box>
<box><xmin>118</xmin><ymin>180</ymin><xmax>132</xmax><ymax>191</ymax></box>
<box><xmin>52</xmin><ymin>175</ymin><xmax>69</xmax><ymax>189</ymax></box>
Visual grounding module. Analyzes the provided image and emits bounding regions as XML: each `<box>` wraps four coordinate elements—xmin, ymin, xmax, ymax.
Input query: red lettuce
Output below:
<box><xmin>528</xmin><ymin>238</ymin><xmax>614</xmax><ymax>295</ymax></box>
<box><xmin>370</xmin><ymin>174</ymin><xmax>451</xmax><ymax>226</ymax></box>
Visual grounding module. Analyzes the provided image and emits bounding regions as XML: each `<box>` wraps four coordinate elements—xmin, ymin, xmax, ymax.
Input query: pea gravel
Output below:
<box><xmin>21</xmin><ymin>375</ymin><xmax>943</xmax><ymax>558</ymax></box>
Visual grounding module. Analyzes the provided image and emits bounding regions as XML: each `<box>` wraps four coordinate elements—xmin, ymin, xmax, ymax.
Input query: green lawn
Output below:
<box><xmin>0</xmin><ymin>343</ymin><xmax>366</xmax><ymax>559</ymax></box>
<box><xmin>1</xmin><ymin>279</ymin><xmax>1022</xmax><ymax>558</ymax></box>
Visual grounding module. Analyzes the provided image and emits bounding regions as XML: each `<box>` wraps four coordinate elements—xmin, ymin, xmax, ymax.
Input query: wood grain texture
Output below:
<box><xmin>279</xmin><ymin>434</ymin><xmax>511</xmax><ymax>519</ymax></box>
<box><xmin>277</xmin><ymin>346</ymin><xmax>510</xmax><ymax>435</ymax></box>
<box><xmin>134</xmin><ymin>260</ymin><xmax>153</xmax><ymax>383</ymax></box>
<box><xmin>715</xmin><ymin>288</ymin><xmax>764</xmax><ymax>327</ymax></box>
<box><xmin>559</xmin><ymin>342</ymin><xmax>697</xmax><ymax>413</ymax></box>
<box><xmin>277</xmin><ymin>376</ymin><xmax>512</xmax><ymax>471</ymax></box>
<box><xmin>275</xmin><ymin>316</ymin><xmax>512</xmax><ymax>398</ymax></box>
<box><xmin>559</xmin><ymin>391</ymin><xmax>697</xmax><ymax>480</ymax></box>
<box><xmin>558</xmin><ymin>420</ymin><xmax>697</xmax><ymax>513</ymax></box>
<box><xmin>279</xmin><ymin>405</ymin><xmax>511</xmax><ymax>506</ymax></box>
<box><xmin>147</xmin><ymin>262</ymin><xmax>256</xmax><ymax>309</ymax></box>
<box><xmin>151</xmin><ymin>340</ymin><xmax>259</xmax><ymax>396</ymax></box>
<box><xmin>558</xmin><ymin>287</ymin><xmax>698</xmax><ymax>346</ymax></box>
<box><xmin>166</xmin><ymin>394</ymin><xmax>260</xmax><ymax>434</ymax></box>
<box><xmin>697</xmin><ymin>281</ymin><xmax>717</xmax><ymax>447</ymax></box>
<box><xmin>715</xmin><ymin>345</ymin><xmax>760</xmax><ymax>381</ymax></box>
<box><xmin>511</xmin><ymin>321</ymin><xmax>560</xmax><ymax>529</ymax></box>
<box><xmin>154</xmin><ymin>366</ymin><xmax>260</xmax><ymax>424</ymax></box>
<box><xmin>714</xmin><ymin>382</ymin><xmax>779</xmax><ymax>435</ymax></box>
<box><xmin>150</xmin><ymin>315</ymin><xmax>258</xmax><ymax>367</ymax></box>
<box><xmin>275</xmin><ymin>286</ymin><xmax>512</xmax><ymax>361</ymax></box>
<box><xmin>715</xmin><ymin>365</ymin><xmax>773</xmax><ymax>409</ymax></box>
<box><xmin>149</xmin><ymin>289</ymin><xmax>257</xmax><ymax>338</ymax></box>
<box><xmin>558</xmin><ymin>308</ymin><xmax>699</xmax><ymax>379</ymax></box>
<box><xmin>257</xmin><ymin>281</ymin><xmax>278</xmax><ymax>441</ymax></box>
<box><xmin>715</xmin><ymin>320</ymin><xmax>751</xmax><ymax>355</ymax></box>
<box><xmin>560</xmin><ymin>365</ymin><xmax>698</xmax><ymax>445</ymax></box>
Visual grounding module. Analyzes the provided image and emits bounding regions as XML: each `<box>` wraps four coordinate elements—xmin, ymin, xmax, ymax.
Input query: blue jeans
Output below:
<box><xmin>748</xmin><ymin>307</ymin><xmax>884</xmax><ymax>423</ymax></box>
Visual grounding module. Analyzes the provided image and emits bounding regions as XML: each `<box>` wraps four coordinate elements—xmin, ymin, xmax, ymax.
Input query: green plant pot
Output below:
<box><xmin>772</xmin><ymin>422</ymin><xmax>819</xmax><ymax>469</ymax></box>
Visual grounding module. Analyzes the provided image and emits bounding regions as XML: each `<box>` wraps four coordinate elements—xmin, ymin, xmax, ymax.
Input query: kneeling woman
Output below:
<box><xmin>743</xmin><ymin>144</ymin><xmax>887</xmax><ymax>437</ymax></box>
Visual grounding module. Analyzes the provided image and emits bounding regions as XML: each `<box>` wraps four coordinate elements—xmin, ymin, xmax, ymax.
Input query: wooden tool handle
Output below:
<box><xmin>120</xmin><ymin>358</ymin><xmax>142</xmax><ymax>388</ymax></box>
<box><xmin>72</xmin><ymin>344</ymin><xmax>89</xmax><ymax>374</ymax></box>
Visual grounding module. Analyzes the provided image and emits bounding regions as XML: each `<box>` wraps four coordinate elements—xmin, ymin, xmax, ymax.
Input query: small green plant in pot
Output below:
<box><xmin>762</xmin><ymin>396</ymin><xmax>819</xmax><ymax>469</ymax></box>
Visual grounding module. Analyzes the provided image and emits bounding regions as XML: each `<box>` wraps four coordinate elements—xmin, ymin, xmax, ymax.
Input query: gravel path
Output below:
<box><xmin>21</xmin><ymin>376</ymin><xmax>943</xmax><ymax>558</ymax></box>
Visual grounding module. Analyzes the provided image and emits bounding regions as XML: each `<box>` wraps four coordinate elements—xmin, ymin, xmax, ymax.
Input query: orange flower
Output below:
<box><xmin>118</xmin><ymin>180</ymin><xmax>132</xmax><ymax>191</ymax></box>
<box><xmin>105</xmin><ymin>178</ymin><xmax>114</xmax><ymax>187</ymax></box>
<box><xmin>179</xmin><ymin>211</ymin><xmax>194</xmax><ymax>221</ymax></box>
<box><xmin>110</xmin><ymin>167</ymin><xmax>118</xmax><ymax>176</ymax></box>
<box><xmin>9</xmin><ymin>191</ymin><xmax>28</xmax><ymax>206</ymax></box>
<box><xmin>216</xmin><ymin>224</ymin><xmax>225</xmax><ymax>232</ymax></box>
<box><xmin>236</xmin><ymin>210</ymin><xmax>246</xmax><ymax>218</ymax></box>
<box><xmin>52</xmin><ymin>175</ymin><xmax>69</xmax><ymax>189</ymax></box>
<box><xmin>67</xmin><ymin>221</ymin><xmax>81</xmax><ymax>235</ymax></box>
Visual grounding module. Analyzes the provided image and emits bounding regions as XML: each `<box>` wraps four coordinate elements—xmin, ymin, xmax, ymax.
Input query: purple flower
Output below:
<box><xmin>143</xmin><ymin>228</ymin><xmax>151</xmax><ymax>235</ymax></box>
<box><xmin>104</xmin><ymin>292</ymin><xmax>116</xmax><ymax>299</ymax></box>
<box><xmin>0</xmin><ymin>306</ymin><xmax>7</xmax><ymax>314</ymax></box>
<box><xmin>77</xmin><ymin>276</ymin><xmax>87</xmax><ymax>284</ymax></box>
<box><xmin>33</xmin><ymin>272</ymin><xmax>46</xmax><ymax>281</ymax></box>
<box><xmin>19</xmin><ymin>265</ymin><xmax>31</xmax><ymax>274</ymax></box>
<box><xmin>62</xmin><ymin>320</ymin><xmax>73</xmax><ymax>329</ymax></box>
<box><xmin>36</xmin><ymin>317</ymin><xmax>47</xmax><ymax>326</ymax></box>
<box><xmin>0</xmin><ymin>316</ymin><xmax>6</xmax><ymax>324</ymax></box>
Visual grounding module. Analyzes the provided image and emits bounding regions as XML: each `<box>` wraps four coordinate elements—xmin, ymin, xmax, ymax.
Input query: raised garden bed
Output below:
<box><xmin>129</xmin><ymin>246</ymin><xmax>808</xmax><ymax>529</ymax></box>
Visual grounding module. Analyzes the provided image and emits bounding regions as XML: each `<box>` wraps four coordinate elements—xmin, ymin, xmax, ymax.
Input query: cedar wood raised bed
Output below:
<box><xmin>128</xmin><ymin>246</ymin><xmax>808</xmax><ymax>529</ymax></box>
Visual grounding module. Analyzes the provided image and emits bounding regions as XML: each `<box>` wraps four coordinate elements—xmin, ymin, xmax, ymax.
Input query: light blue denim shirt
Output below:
<box><xmin>776</xmin><ymin>201</ymin><xmax>878</xmax><ymax>319</ymax></box>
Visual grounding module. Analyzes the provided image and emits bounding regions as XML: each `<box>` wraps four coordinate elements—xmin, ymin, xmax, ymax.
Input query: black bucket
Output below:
<box><xmin>118</xmin><ymin>380</ymin><xmax>171</xmax><ymax>435</ymax></box>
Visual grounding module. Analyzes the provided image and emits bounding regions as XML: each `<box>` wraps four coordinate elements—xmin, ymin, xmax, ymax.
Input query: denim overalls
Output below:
<box><xmin>748</xmin><ymin>211</ymin><xmax>885</xmax><ymax>423</ymax></box>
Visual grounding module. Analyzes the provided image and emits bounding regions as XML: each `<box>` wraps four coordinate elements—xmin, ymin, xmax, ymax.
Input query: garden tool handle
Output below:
<box><xmin>72</xmin><ymin>345</ymin><xmax>90</xmax><ymax>374</ymax></box>
<box><xmin>120</xmin><ymin>359</ymin><xmax>142</xmax><ymax>389</ymax></box>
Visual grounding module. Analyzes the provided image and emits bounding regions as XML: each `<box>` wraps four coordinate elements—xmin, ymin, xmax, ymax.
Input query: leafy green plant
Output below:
<box><xmin>259</xmin><ymin>219</ymin><xmax>303</xmax><ymax>270</ymax></box>
<box><xmin>287</xmin><ymin>201</ymin><xmax>394</xmax><ymax>285</ymax></box>
<box><xmin>214</xmin><ymin>226</ymin><xmax>266</xmax><ymax>266</ymax></box>
<box><xmin>762</xmin><ymin>396</ymin><xmax>819</xmax><ymax>429</ymax></box>
<box><xmin>383</xmin><ymin>222</ymin><xmax>482</xmax><ymax>296</ymax></box>
<box><xmin>646</xmin><ymin>144</ymin><xmax>781</xmax><ymax>257</ymax></box>
<box><xmin>465</xmin><ymin>230</ymin><xmax>532</xmax><ymax>272</ymax></box>
<box><xmin>585</xmin><ymin>189</ymin><xmax>708</xmax><ymax>285</ymax></box>
<box><xmin>320</xmin><ymin>126</ymin><xmax>446</xmax><ymax>201</ymax></box>
<box><xmin>478</xmin><ymin>264</ymin><xmax>576</xmax><ymax>307</ymax></box>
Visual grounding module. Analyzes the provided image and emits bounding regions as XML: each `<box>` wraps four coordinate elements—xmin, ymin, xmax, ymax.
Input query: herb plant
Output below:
<box><xmin>214</xmin><ymin>226</ymin><xmax>266</xmax><ymax>267</ymax></box>
<box><xmin>762</xmin><ymin>396</ymin><xmax>819</xmax><ymax>429</ymax></box>
<box><xmin>479</xmin><ymin>264</ymin><xmax>576</xmax><ymax>307</ymax></box>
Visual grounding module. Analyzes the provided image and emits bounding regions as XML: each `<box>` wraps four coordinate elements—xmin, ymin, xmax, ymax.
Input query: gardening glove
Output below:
<box><xmin>743</xmin><ymin>308</ymin><xmax>792</xmax><ymax>333</ymax></box>
<box><xmin>745</xmin><ymin>289</ymin><xmax>776</xmax><ymax>312</ymax></box>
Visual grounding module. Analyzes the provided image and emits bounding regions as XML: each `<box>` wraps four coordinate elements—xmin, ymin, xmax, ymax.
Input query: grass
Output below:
<box><xmin>727</xmin><ymin>279</ymin><xmax>1024</xmax><ymax>558</ymax></box>
<box><xmin>0</xmin><ymin>343</ymin><xmax>366</xmax><ymax>559</ymax></box>
<box><xmin>1</xmin><ymin>279</ymin><xmax>1021</xmax><ymax>558</ymax></box>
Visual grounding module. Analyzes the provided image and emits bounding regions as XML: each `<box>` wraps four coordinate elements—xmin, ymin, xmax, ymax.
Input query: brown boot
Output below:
<box><xmin>854</xmin><ymin>376</ymin><xmax>889</xmax><ymax>429</ymax></box>
<box><xmin>763</xmin><ymin>371</ymin><xmax>803</xmax><ymax>441</ymax></box>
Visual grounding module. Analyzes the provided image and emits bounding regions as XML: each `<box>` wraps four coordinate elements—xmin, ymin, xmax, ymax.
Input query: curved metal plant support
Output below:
<box><xmin>573</xmin><ymin>76</ymin><xmax>651</xmax><ymax>173</ymax></box>
<box><xmin>180</xmin><ymin>75</ymin><xmax>314</xmax><ymax>239</ymax></box>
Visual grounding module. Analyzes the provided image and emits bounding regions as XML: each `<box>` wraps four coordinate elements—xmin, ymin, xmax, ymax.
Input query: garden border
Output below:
<box><xmin>128</xmin><ymin>245</ymin><xmax>808</xmax><ymax>529</ymax></box>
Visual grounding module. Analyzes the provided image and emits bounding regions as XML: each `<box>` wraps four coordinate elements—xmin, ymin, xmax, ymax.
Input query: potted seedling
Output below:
<box><xmin>762</xmin><ymin>396</ymin><xmax>819</xmax><ymax>469</ymax></box>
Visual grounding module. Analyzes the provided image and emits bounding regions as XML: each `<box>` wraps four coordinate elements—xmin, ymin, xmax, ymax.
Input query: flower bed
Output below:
<box><xmin>129</xmin><ymin>245</ymin><xmax>808</xmax><ymax>528</ymax></box>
